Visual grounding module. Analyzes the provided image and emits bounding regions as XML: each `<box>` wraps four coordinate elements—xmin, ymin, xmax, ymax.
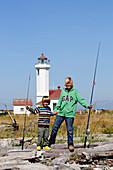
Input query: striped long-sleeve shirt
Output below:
<box><xmin>29</xmin><ymin>105</ymin><xmax>53</xmax><ymax>126</ymax></box>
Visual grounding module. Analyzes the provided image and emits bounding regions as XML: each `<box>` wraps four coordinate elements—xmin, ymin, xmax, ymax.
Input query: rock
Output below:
<box><xmin>0</xmin><ymin>139</ymin><xmax>8</xmax><ymax>147</ymax></box>
<box><xmin>69</xmin><ymin>162</ymin><xmax>81</xmax><ymax>170</ymax></box>
<box><xmin>0</xmin><ymin>160</ymin><xmax>30</xmax><ymax>169</ymax></box>
<box><xmin>53</xmin><ymin>164</ymin><xmax>74</xmax><ymax>170</ymax></box>
<box><xmin>51</xmin><ymin>154</ymin><xmax>70</xmax><ymax>165</ymax></box>
<box><xmin>0</xmin><ymin>146</ymin><xmax>8</xmax><ymax>156</ymax></box>
<box><xmin>27</xmin><ymin>143</ymin><xmax>37</xmax><ymax>149</ymax></box>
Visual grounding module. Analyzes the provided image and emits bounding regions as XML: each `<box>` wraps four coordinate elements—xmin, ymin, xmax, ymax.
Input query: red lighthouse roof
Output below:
<box><xmin>38</xmin><ymin>53</ymin><xmax>47</xmax><ymax>60</ymax></box>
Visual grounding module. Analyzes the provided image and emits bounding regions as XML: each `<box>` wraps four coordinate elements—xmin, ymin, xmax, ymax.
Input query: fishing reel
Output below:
<box><xmin>86</xmin><ymin>128</ymin><xmax>90</xmax><ymax>136</ymax></box>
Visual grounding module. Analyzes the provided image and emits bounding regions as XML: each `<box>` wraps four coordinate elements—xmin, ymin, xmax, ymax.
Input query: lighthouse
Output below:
<box><xmin>35</xmin><ymin>53</ymin><xmax>50</xmax><ymax>105</ymax></box>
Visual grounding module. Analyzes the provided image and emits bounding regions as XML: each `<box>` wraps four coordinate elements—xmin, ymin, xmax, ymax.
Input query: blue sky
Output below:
<box><xmin>0</xmin><ymin>0</ymin><xmax>113</xmax><ymax>110</ymax></box>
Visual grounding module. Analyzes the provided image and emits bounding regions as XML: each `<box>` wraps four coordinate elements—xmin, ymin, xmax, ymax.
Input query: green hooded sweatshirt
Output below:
<box><xmin>54</xmin><ymin>88</ymin><xmax>89</xmax><ymax>117</ymax></box>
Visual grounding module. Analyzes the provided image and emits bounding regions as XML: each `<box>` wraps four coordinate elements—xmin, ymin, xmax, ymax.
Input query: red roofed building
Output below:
<box><xmin>13</xmin><ymin>99</ymin><xmax>32</xmax><ymax>115</ymax></box>
<box><xmin>49</xmin><ymin>86</ymin><xmax>62</xmax><ymax>110</ymax></box>
<box><xmin>37</xmin><ymin>86</ymin><xmax>62</xmax><ymax>110</ymax></box>
<box><xmin>49</xmin><ymin>86</ymin><xmax>61</xmax><ymax>99</ymax></box>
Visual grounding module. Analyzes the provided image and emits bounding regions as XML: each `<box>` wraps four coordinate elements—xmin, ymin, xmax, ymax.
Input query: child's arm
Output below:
<box><xmin>49</xmin><ymin>107</ymin><xmax>57</xmax><ymax>116</ymax></box>
<box><xmin>51</xmin><ymin>111</ymin><xmax>59</xmax><ymax>116</ymax></box>
<box><xmin>50</xmin><ymin>112</ymin><xmax>54</xmax><ymax>116</ymax></box>
<box><xmin>35</xmin><ymin>107</ymin><xmax>40</xmax><ymax>114</ymax></box>
<box><xmin>26</xmin><ymin>105</ymin><xmax>35</xmax><ymax>114</ymax></box>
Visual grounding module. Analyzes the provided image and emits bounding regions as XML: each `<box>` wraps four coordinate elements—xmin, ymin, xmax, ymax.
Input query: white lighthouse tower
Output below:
<box><xmin>35</xmin><ymin>53</ymin><xmax>50</xmax><ymax>105</ymax></box>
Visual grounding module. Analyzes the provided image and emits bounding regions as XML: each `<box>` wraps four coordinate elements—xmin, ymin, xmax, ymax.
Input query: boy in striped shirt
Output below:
<box><xmin>26</xmin><ymin>96</ymin><xmax>54</xmax><ymax>151</ymax></box>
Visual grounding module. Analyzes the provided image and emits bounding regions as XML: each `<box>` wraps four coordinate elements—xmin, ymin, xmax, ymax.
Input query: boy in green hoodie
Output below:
<box><xmin>49</xmin><ymin>77</ymin><xmax>92</xmax><ymax>152</ymax></box>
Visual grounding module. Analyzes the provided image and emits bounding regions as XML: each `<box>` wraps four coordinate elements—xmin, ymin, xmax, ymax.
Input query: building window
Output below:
<box><xmin>53</xmin><ymin>103</ymin><xmax>57</xmax><ymax>110</ymax></box>
<box><xmin>38</xmin><ymin>69</ymin><xmax>39</xmax><ymax>75</ymax></box>
<box><xmin>20</xmin><ymin>108</ymin><xmax>24</xmax><ymax>111</ymax></box>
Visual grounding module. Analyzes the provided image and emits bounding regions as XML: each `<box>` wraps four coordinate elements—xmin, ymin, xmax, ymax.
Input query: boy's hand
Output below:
<box><xmin>26</xmin><ymin>105</ymin><xmax>29</xmax><ymax>110</ymax></box>
<box><xmin>54</xmin><ymin>111</ymin><xmax>58</xmax><ymax>115</ymax></box>
<box><xmin>88</xmin><ymin>105</ymin><xmax>92</xmax><ymax>109</ymax></box>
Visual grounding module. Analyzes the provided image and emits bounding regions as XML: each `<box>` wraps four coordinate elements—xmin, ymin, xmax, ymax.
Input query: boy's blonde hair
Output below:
<box><xmin>42</xmin><ymin>96</ymin><xmax>50</xmax><ymax>104</ymax></box>
<box><xmin>64</xmin><ymin>77</ymin><xmax>73</xmax><ymax>87</ymax></box>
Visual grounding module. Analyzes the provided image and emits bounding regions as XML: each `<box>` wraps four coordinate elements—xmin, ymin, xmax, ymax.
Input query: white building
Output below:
<box><xmin>35</xmin><ymin>53</ymin><xmax>61</xmax><ymax>111</ymax></box>
<box><xmin>13</xmin><ymin>99</ymin><xmax>32</xmax><ymax>115</ymax></box>
<box><xmin>13</xmin><ymin>53</ymin><xmax>61</xmax><ymax>113</ymax></box>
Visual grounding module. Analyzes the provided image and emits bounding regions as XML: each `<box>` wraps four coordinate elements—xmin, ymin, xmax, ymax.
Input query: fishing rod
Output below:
<box><xmin>84</xmin><ymin>43</ymin><xmax>101</xmax><ymax>148</ymax></box>
<box><xmin>22</xmin><ymin>73</ymin><xmax>31</xmax><ymax>150</ymax></box>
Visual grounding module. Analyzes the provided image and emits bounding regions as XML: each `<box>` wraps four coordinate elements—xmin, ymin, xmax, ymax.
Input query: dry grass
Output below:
<box><xmin>0</xmin><ymin>110</ymin><xmax>113</xmax><ymax>143</ymax></box>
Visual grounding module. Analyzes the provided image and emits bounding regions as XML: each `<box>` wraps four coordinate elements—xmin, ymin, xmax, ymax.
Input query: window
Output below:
<box><xmin>38</xmin><ymin>69</ymin><xmax>39</xmax><ymax>75</ymax></box>
<box><xmin>20</xmin><ymin>108</ymin><xmax>24</xmax><ymax>111</ymax></box>
<box><xmin>53</xmin><ymin>103</ymin><xmax>57</xmax><ymax>110</ymax></box>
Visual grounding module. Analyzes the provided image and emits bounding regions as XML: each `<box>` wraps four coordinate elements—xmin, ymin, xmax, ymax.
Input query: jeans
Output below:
<box><xmin>49</xmin><ymin>115</ymin><xmax>74</xmax><ymax>147</ymax></box>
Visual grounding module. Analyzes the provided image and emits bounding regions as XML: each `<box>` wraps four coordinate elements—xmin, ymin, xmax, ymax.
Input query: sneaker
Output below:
<box><xmin>69</xmin><ymin>145</ymin><xmax>74</xmax><ymax>152</ymax></box>
<box><xmin>36</xmin><ymin>146</ymin><xmax>41</xmax><ymax>151</ymax></box>
<box><xmin>43</xmin><ymin>146</ymin><xmax>51</xmax><ymax>150</ymax></box>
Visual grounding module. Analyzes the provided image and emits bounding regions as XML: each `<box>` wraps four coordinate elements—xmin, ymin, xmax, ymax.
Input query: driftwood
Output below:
<box><xmin>42</xmin><ymin>142</ymin><xmax>113</xmax><ymax>164</ymax></box>
<box><xmin>0</xmin><ymin>141</ymin><xmax>113</xmax><ymax>169</ymax></box>
<box><xmin>80</xmin><ymin>143</ymin><xmax>113</xmax><ymax>160</ymax></box>
<box><xmin>51</xmin><ymin>141</ymin><xmax>112</xmax><ymax>149</ymax></box>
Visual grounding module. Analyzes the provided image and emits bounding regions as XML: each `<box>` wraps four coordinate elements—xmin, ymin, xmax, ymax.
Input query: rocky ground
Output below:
<box><xmin>1</xmin><ymin>137</ymin><xmax>113</xmax><ymax>170</ymax></box>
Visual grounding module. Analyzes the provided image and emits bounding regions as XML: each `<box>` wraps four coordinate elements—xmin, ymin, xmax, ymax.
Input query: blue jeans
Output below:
<box><xmin>49</xmin><ymin>115</ymin><xmax>74</xmax><ymax>147</ymax></box>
